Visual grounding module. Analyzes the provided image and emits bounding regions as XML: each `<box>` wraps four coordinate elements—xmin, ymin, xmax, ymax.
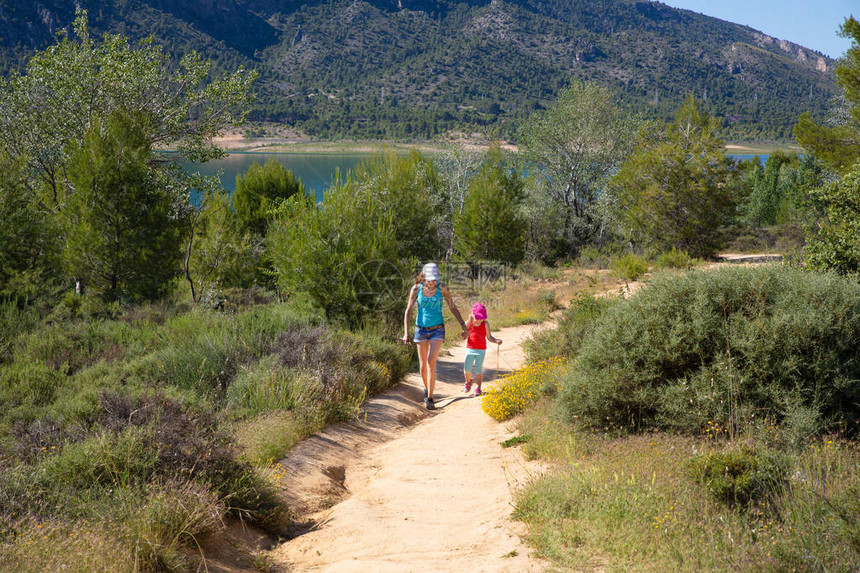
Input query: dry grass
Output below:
<box><xmin>512</xmin><ymin>402</ymin><xmax>860</xmax><ymax>572</ymax></box>
<box><xmin>234</xmin><ymin>409</ymin><xmax>321</xmax><ymax>466</ymax></box>
<box><xmin>439</xmin><ymin>266</ymin><xmax>620</xmax><ymax>339</ymax></box>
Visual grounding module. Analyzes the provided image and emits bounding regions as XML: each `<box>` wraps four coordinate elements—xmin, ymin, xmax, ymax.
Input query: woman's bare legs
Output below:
<box><xmin>426</xmin><ymin>339</ymin><xmax>443</xmax><ymax>398</ymax></box>
<box><xmin>416</xmin><ymin>341</ymin><xmax>430</xmax><ymax>392</ymax></box>
<box><xmin>416</xmin><ymin>339</ymin><xmax>444</xmax><ymax>402</ymax></box>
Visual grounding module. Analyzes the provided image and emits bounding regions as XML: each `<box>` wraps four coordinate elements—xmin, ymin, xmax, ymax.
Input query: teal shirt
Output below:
<box><xmin>416</xmin><ymin>284</ymin><xmax>444</xmax><ymax>328</ymax></box>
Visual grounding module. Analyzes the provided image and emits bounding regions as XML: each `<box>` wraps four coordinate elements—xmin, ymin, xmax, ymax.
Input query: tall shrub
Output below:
<box><xmin>0</xmin><ymin>156</ymin><xmax>60</xmax><ymax>302</ymax></box>
<box><xmin>794</xmin><ymin>16</ymin><xmax>860</xmax><ymax>173</ymax></box>
<box><xmin>454</xmin><ymin>146</ymin><xmax>527</xmax><ymax>265</ymax></box>
<box><xmin>804</xmin><ymin>164</ymin><xmax>860</xmax><ymax>275</ymax></box>
<box><xmin>267</xmin><ymin>180</ymin><xmax>407</xmax><ymax>325</ymax></box>
<box><xmin>63</xmin><ymin>112</ymin><xmax>184</xmax><ymax>302</ymax></box>
<box><xmin>557</xmin><ymin>266</ymin><xmax>860</xmax><ymax>438</ymax></box>
<box><xmin>519</xmin><ymin>81</ymin><xmax>636</xmax><ymax>252</ymax></box>
<box><xmin>233</xmin><ymin>159</ymin><xmax>304</xmax><ymax>237</ymax></box>
<box><xmin>352</xmin><ymin>149</ymin><xmax>444</xmax><ymax>261</ymax></box>
<box><xmin>612</xmin><ymin>95</ymin><xmax>738</xmax><ymax>257</ymax></box>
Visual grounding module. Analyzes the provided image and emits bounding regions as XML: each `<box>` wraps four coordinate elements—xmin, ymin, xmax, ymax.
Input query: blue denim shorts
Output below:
<box><xmin>413</xmin><ymin>324</ymin><xmax>445</xmax><ymax>342</ymax></box>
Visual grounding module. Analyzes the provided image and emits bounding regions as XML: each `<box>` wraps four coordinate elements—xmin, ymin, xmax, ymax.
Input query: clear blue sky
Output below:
<box><xmin>661</xmin><ymin>0</ymin><xmax>855</xmax><ymax>59</ymax></box>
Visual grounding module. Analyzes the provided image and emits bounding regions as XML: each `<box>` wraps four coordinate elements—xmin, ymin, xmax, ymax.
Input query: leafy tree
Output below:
<box><xmin>741</xmin><ymin>152</ymin><xmax>797</xmax><ymax>226</ymax></box>
<box><xmin>804</xmin><ymin>165</ymin><xmax>860</xmax><ymax>274</ymax></box>
<box><xmin>434</xmin><ymin>144</ymin><xmax>483</xmax><ymax>257</ymax></box>
<box><xmin>0</xmin><ymin>156</ymin><xmax>60</xmax><ymax>302</ymax></box>
<box><xmin>740</xmin><ymin>153</ymin><xmax>824</xmax><ymax>228</ymax></box>
<box><xmin>267</xmin><ymin>180</ymin><xmax>406</xmax><ymax>326</ymax></box>
<box><xmin>518</xmin><ymin>81</ymin><xmax>636</xmax><ymax>252</ymax></box>
<box><xmin>0</xmin><ymin>10</ymin><xmax>255</xmax><ymax>304</ymax></box>
<box><xmin>454</xmin><ymin>146</ymin><xmax>527</xmax><ymax>265</ymax></box>
<box><xmin>351</xmin><ymin>150</ymin><xmax>444</xmax><ymax>261</ymax></box>
<box><xmin>185</xmin><ymin>188</ymin><xmax>260</xmax><ymax>301</ymax></box>
<box><xmin>793</xmin><ymin>17</ymin><xmax>860</xmax><ymax>274</ymax></box>
<box><xmin>794</xmin><ymin>17</ymin><xmax>860</xmax><ymax>172</ymax></box>
<box><xmin>233</xmin><ymin>159</ymin><xmax>305</xmax><ymax>237</ymax></box>
<box><xmin>62</xmin><ymin>112</ymin><xmax>184</xmax><ymax>302</ymax></box>
<box><xmin>612</xmin><ymin>95</ymin><xmax>738</xmax><ymax>258</ymax></box>
<box><xmin>0</xmin><ymin>10</ymin><xmax>256</xmax><ymax>206</ymax></box>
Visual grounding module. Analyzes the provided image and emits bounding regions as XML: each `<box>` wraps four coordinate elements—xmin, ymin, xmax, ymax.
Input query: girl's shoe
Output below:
<box><xmin>474</xmin><ymin>387</ymin><xmax>482</xmax><ymax>396</ymax></box>
<box><xmin>464</xmin><ymin>382</ymin><xmax>472</xmax><ymax>393</ymax></box>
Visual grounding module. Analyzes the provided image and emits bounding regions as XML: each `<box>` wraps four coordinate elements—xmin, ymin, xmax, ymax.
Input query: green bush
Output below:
<box><xmin>690</xmin><ymin>446</ymin><xmax>789</xmax><ymax>507</ymax></box>
<box><xmin>525</xmin><ymin>292</ymin><xmax>617</xmax><ymax>362</ymax></box>
<box><xmin>577</xmin><ymin>243</ymin><xmax>623</xmax><ymax>269</ymax></box>
<box><xmin>268</xmin><ymin>181</ymin><xmax>409</xmax><ymax>326</ymax></box>
<box><xmin>228</xmin><ymin>356</ymin><xmax>320</xmax><ymax>417</ymax></box>
<box><xmin>804</xmin><ymin>164</ymin><xmax>860</xmax><ymax>275</ymax></box>
<box><xmin>557</xmin><ymin>266</ymin><xmax>860</xmax><ymax>436</ymax></box>
<box><xmin>455</xmin><ymin>146</ymin><xmax>527</xmax><ymax>265</ymax></box>
<box><xmin>37</xmin><ymin>427</ymin><xmax>159</xmax><ymax>491</ymax></box>
<box><xmin>654</xmin><ymin>247</ymin><xmax>695</xmax><ymax>269</ymax></box>
<box><xmin>0</xmin><ymin>295</ymin><xmax>411</xmax><ymax>561</ymax></box>
<box><xmin>516</xmin><ymin>261</ymin><xmax>564</xmax><ymax>281</ymax></box>
<box><xmin>233</xmin><ymin>159</ymin><xmax>304</xmax><ymax>237</ymax></box>
<box><xmin>609</xmin><ymin>253</ymin><xmax>649</xmax><ymax>281</ymax></box>
<box><xmin>13</xmin><ymin>318</ymin><xmax>142</xmax><ymax>375</ymax></box>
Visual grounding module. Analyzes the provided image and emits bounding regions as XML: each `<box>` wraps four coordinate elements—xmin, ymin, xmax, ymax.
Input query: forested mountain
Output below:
<box><xmin>0</xmin><ymin>0</ymin><xmax>840</xmax><ymax>140</ymax></box>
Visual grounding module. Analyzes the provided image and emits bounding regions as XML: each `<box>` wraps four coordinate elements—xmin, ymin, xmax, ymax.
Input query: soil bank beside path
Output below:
<box><xmin>270</xmin><ymin>323</ymin><xmax>548</xmax><ymax>572</ymax></box>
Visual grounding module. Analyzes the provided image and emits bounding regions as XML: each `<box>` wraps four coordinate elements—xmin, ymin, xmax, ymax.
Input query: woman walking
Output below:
<box><xmin>402</xmin><ymin>262</ymin><xmax>468</xmax><ymax>409</ymax></box>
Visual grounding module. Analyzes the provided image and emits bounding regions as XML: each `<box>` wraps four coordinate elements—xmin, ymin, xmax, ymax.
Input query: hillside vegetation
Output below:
<box><xmin>0</xmin><ymin>0</ymin><xmax>838</xmax><ymax>140</ymax></box>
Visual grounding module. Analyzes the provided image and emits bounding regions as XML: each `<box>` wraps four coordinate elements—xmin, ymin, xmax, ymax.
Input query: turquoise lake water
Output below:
<box><xmin>186</xmin><ymin>152</ymin><xmax>372</xmax><ymax>201</ymax></box>
<box><xmin>185</xmin><ymin>152</ymin><xmax>769</xmax><ymax>202</ymax></box>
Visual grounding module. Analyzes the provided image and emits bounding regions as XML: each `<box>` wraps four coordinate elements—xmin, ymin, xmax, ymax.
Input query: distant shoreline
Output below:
<box><xmin>724</xmin><ymin>142</ymin><xmax>803</xmax><ymax>155</ymax></box>
<box><xmin>210</xmin><ymin>132</ymin><xmax>801</xmax><ymax>156</ymax></box>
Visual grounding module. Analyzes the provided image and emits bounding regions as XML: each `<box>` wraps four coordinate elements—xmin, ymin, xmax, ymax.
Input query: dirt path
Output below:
<box><xmin>270</xmin><ymin>323</ymin><xmax>548</xmax><ymax>572</ymax></box>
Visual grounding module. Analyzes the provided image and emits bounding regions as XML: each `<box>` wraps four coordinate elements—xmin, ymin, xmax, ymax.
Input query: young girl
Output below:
<box><xmin>463</xmin><ymin>302</ymin><xmax>502</xmax><ymax>396</ymax></box>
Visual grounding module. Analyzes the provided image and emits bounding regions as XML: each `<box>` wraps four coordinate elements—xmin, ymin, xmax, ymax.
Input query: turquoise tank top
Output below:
<box><xmin>416</xmin><ymin>284</ymin><xmax>444</xmax><ymax>328</ymax></box>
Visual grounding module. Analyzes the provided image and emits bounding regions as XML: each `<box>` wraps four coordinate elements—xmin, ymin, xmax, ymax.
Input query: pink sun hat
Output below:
<box><xmin>472</xmin><ymin>302</ymin><xmax>487</xmax><ymax>320</ymax></box>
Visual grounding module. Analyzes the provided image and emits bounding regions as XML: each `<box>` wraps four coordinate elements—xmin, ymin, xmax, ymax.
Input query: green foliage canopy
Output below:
<box><xmin>804</xmin><ymin>164</ymin><xmax>860</xmax><ymax>275</ymax></box>
<box><xmin>184</xmin><ymin>185</ymin><xmax>260</xmax><ymax>303</ymax></box>
<box><xmin>794</xmin><ymin>16</ymin><xmax>860</xmax><ymax>172</ymax></box>
<box><xmin>267</xmin><ymin>183</ymin><xmax>405</xmax><ymax>326</ymax></box>
<box><xmin>233</xmin><ymin>159</ymin><xmax>305</xmax><ymax>237</ymax></box>
<box><xmin>62</xmin><ymin>112</ymin><xmax>184</xmax><ymax>302</ymax></box>
<box><xmin>454</xmin><ymin>146</ymin><xmax>527</xmax><ymax>265</ymax></box>
<box><xmin>0</xmin><ymin>10</ymin><xmax>256</xmax><ymax>204</ymax></box>
<box><xmin>351</xmin><ymin>150</ymin><xmax>444</xmax><ymax>262</ymax></box>
<box><xmin>519</xmin><ymin>81</ymin><xmax>636</xmax><ymax>251</ymax></box>
<box><xmin>557</xmin><ymin>266</ymin><xmax>860</xmax><ymax>438</ymax></box>
<box><xmin>0</xmin><ymin>156</ymin><xmax>60</xmax><ymax>302</ymax></box>
<box><xmin>612</xmin><ymin>95</ymin><xmax>737</xmax><ymax>257</ymax></box>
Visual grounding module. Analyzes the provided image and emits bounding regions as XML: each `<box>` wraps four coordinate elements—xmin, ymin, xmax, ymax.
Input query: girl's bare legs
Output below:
<box><xmin>426</xmin><ymin>339</ymin><xmax>443</xmax><ymax>397</ymax></box>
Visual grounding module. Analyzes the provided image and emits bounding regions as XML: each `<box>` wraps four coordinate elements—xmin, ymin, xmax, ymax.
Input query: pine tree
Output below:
<box><xmin>454</xmin><ymin>146</ymin><xmax>527</xmax><ymax>265</ymax></box>
<box><xmin>62</xmin><ymin>112</ymin><xmax>184</xmax><ymax>301</ymax></box>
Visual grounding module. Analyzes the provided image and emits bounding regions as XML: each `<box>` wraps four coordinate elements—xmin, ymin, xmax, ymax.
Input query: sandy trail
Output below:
<box><xmin>271</xmin><ymin>323</ymin><xmax>548</xmax><ymax>572</ymax></box>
